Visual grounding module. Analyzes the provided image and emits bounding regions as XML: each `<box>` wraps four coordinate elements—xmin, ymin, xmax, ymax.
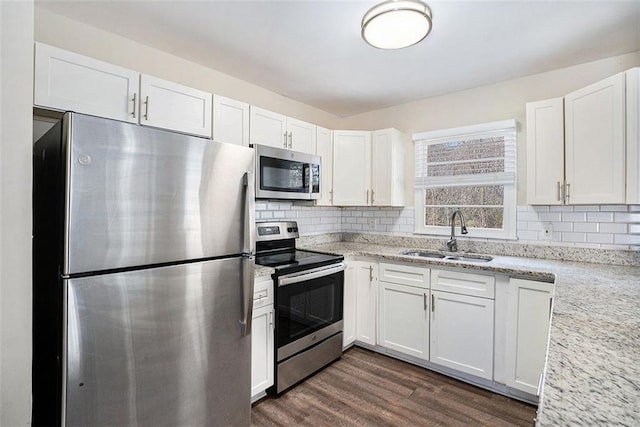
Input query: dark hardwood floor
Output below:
<box><xmin>252</xmin><ymin>347</ymin><xmax>536</xmax><ymax>426</ymax></box>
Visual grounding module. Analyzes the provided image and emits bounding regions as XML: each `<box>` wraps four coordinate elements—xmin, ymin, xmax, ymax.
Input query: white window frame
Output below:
<box><xmin>413</xmin><ymin>119</ymin><xmax>517</xmax><ymax>240</ymax></box>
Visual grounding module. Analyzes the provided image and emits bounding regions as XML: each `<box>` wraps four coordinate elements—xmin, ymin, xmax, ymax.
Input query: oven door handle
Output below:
<box><xmin>278</xmin><ymin>262</ymin><xmax>346</xmax><ymax>287</ymax></box>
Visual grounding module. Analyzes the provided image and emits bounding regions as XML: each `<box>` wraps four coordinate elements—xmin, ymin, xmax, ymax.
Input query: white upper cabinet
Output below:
<box><xmin>286</xmin><ymin>117</ymin><xmax>317</xmax><ymax>154</ymax></box>
<box><xmin>249</xmin><ymin>106</ymin><xmax>317</xmax><ymax>154</ymax></box>
<box><xmin>34</xmin><ymin>42</ymin><xmax>139</xmax><ymax>124</ymax></box>
<box><xmin>565</xmin><ymin>72</ymin><xmax>626</xmax><ymax>204</ymax></box>
<box><xmin>250</xmin><ymin>106</ymin><xmax>287</xmax><ymax>149</ymax></box>
<box><xmin>139</xmin><ymin>74</ymin><xmax>212</xmax><ymax>138</ymax></box>
<box><xmin>371</xmin><ymin>128</ymin><xmax>405</xmax><ymax>207</ymax></box>
<box><xmin>626</xmin><ymin>68</ymin><xmax>640</xmax><ymax>204</ymax></box>
<box><xmin>526</xmin><ymin>98</ymin><xmax>565</xmax><ymax>205</ymax></box>
<box><xmin>333</xmin><ymin>131</ymin><xmax>372</xmax><ymax>206</ymax></box>
<box><xmin>315</xmin><ymin>126</ymin><xmax>333</xmax><ymax>206</ymax></box>
<box><xmin>526</xmin><ymin>70</ymin><xmax>637</xmax><ymax>205</ymax></box>
<box><xmin>212</xmin><ymin>95</ymin><xmax>249</xmax><ymax>146</ymax></box>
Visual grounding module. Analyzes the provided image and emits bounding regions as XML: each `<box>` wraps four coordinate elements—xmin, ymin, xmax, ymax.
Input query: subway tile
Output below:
<box><xmin>517</xmin><ymin>230</ymin><xmax>539</xmax><ymax>240</ymax></box>
<box><xmin>586</xmin><ymin>233</ymin><xmax>613</xmax><ymax>244</ymax></box>
<box><xmin>614</xmin><ymin>234</ymin><xmax>640</xmax><ymax>245</ymax></box>
<box><xmin>599</xmin><ymin>223</ymin><xmax>628</xmax><ymax>233</ymax></box>
<box><xmin>629</xmin><ymin>224</ymin><xmax>640</xmax><ymax>234</ymax></box>
<box><xmin>549</xmin><ymin>206</ymin><xmax>574</xmax><ymax>212</ymax></box>
<box><xmin>561</xmin><ymin>232</ymin><xmax>586</xmax><ymax>243</ymax></box>
<box><xmin>531</xmin><ymin>206</ymin><xmax>550</xmax><ymax>213</ymax></box>
<box><xmin>599</xmin><ymin>205</ymin><xmax>628</xmax><ymax>212</ymax></box>
<box><xmin>562</xmin><ymin>212</ymin><xmax>587</xmax><ymax>222</ymax></box>
<box><xmin>573</xmin><ymin>205</ymin><xmax>600</xmax><ymax>212</ymax></box>
<box><xmin>517</xmin><ymin>212</ymin><xmax>539</xmax><ymax>222</ymax></box>
<box><xmin>517</xmin><ymin>221</ymin><xmax>528</xmax><ymax>231</ymax></box>
<box><xmin>614</xmin><ymin>212</ymin><xmax>640</xmax><ymax>223</ymax></box>
<box><xmin>586</xmin><ymin>212</ymin><xmax>614</xmax><ymax>223</ymax></box>
<box><xmin>578</xmin><ymin>243</ymin><xmax>603</xmax><ymax>249</ymax></box>
<box><xmin>255</xmin><ymin>202</ymin><xmax>268</xmax><ymax>211</ymax></box>
<box><xmin>601</xmin><ymin>244</ymin><xmax>628</xmax><ymax>250</ymax></box>
<box><xmin>629</xmin><ymin>205</ymin><xmax>640</xmax><ymax>212</ymax></box>
<box><xmin>374</xmin><ymin>210</ymin><xmax>388</xmax><ymax>217</ymax></box>
<box><xmin>573</xmin><ymin>222</ymin><xmax>598</xmax><ymax>233</ymax></box>
<box><xmin>539</xmin><ymin>212</ymin><xmax>562</xmax><ymax>222</ymax></box>
<box><xmin>551</xmin><ymin>222</ymin><xmax>573</xmax><ymax>232</ymax></box>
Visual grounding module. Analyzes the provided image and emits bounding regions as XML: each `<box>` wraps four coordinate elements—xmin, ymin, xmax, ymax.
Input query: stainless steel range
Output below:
<box><xmin>255</xmin><ymin>221</ymin><xmax>345</xmax><ymax>394</ymax></box>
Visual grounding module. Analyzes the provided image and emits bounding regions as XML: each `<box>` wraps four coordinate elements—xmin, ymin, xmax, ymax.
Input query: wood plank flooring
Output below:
<box><xmin>252</xmin><ymin>347</ymin><xmax>536</xmax><ymax>426</ymax></box>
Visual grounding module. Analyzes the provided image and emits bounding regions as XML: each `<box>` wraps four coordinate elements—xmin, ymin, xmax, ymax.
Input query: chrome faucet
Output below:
<box><xmin>446</xmin><ymin>209</ymin><xmax>468</xmax><ymax>252</ymax></box>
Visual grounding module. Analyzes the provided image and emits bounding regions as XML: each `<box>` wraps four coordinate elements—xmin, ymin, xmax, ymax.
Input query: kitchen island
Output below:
<box><xmin>295</xmin><ymin>241</ymin><xmax>640</xmax><ymax>426</ymax></box>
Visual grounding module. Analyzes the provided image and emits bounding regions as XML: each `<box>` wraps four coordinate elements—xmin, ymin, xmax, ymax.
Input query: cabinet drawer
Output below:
<box><xmin>254</xmin><ymin>277</ymin><xmax>274</xmax><ymax>308</ymax></box>
<box><xmin>431</xmin><ymin>269</ymin><xmax>495</xmax><ymax>299</ymax></box>
<box><xmin>379</xmin><ymin>263</ymin><xmax>429</xmax><ymax>289</ymax></box>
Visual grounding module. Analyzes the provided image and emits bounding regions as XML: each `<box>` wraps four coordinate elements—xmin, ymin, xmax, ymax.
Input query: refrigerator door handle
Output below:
<box><xmin>240</xmin><ymin>255</ymin><xmax>255</xmax><ymax>336</ymax></box>
<box><xmin>243</xmin><ymin>171</ymin><xmax>255</xmax><ymax>255</ymax></box>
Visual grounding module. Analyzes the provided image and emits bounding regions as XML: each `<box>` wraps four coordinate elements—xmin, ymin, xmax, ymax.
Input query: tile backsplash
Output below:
<box><xmin>256</xmin><ymin>201</ymin><xmax>640</xmax><ymax>251</ymax></box>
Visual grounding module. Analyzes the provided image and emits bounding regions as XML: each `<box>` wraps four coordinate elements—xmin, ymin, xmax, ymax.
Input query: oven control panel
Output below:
<box><xmin>256</xmin><ymin>221</ymin><xmax>300</xmax><ymax>241</ymax></box>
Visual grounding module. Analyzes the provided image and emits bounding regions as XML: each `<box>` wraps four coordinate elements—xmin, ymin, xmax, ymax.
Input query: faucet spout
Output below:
<box><xmin>447</xmin><ymin>209</ymin><xmax>467</xmax><ymax>252</ymax></box>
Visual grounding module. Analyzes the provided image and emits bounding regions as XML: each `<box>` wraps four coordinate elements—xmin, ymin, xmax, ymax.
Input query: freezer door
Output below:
<box><xmin>64</xmin><ymin>113</ymin><xmax>255</xmax><ymax>275</ymax></box>
<box><xmin>64</xmin><ymin>258</ymin><xmax>251</xmax><ymax>427</ymax></box>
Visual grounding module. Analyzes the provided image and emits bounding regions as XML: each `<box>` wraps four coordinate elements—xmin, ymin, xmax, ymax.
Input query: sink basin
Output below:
<box><xmin>401</xmin><ymin>250</ymin><xmax>493</xmax><ymax>263</ymax></box>
<box><xmin>445</xmin><ymin>255</ymin><xmax>493</xmax><ymax>263</ymax></box>
<box><xmin>401</xmin><ymin>250</ymin><xmax>446</xmax><ymax>259</ymax></box>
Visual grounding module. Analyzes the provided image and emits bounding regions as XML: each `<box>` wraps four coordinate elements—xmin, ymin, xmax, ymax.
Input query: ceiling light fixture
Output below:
<box><xmin>361</xmin><ymin>0</ymin><xmax>433</xmax><ymax>50</ymax></box>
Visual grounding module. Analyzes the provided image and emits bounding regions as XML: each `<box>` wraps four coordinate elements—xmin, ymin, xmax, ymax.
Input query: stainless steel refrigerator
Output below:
<box><xmin>32</xmin><ymin>112</ymin><xmax>255</xmax><ymax>426</ymax></box>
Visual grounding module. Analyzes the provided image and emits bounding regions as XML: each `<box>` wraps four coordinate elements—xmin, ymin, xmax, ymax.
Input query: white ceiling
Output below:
<box><xmin>36</xmin><ymin>0</ymin><xmax>640</xmax><ymax>117</ymax></box>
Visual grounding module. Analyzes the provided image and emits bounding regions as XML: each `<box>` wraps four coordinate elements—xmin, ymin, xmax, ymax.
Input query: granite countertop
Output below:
<box><xmin>296</xmin><ymin>241</ymin><xmax>640</xmax><ymax>426</ymax></box>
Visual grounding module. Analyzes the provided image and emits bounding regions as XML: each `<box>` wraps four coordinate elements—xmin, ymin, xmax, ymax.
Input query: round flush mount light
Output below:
<box><xmin>361</xmin><ymin>0</ymin><xmax>433</xmax><ymax>49</ymax></box>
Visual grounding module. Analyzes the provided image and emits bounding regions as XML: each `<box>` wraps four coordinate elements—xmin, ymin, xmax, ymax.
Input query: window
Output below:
<box><xmin>413</xmin><ymin>120</ymin><xmax>517</xmax><ymax>239</ymax></box>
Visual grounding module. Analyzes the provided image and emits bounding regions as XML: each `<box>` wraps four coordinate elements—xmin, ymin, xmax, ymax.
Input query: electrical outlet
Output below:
<box><xmin>542</xmin><ymin>222</ymin><xmax>553</xmax><ymax>240</ymax></box>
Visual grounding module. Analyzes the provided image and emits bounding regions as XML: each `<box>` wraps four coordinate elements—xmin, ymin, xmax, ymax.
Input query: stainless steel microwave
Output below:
<box><xmin>254</xmin><ymin>144</ymin><xmax>320</xmax><ymax>200</ymax></box>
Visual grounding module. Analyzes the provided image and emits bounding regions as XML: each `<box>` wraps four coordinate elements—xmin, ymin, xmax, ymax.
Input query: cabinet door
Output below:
<box><xmin>34</xmin><ymin>43</ymin><xmax>139</xmax><ymax>124</ymax></box>
<box><xmin>430</xmin><ymin>291</ymin><xmax>494</xmax><ymax>380</ymax></box>
<box><xmin>287</xmin><ymin>117</ymin><xmax>316</xmax><ymax>154</ymax></box>
<box><xmin>333</xmin><ymin>131</ymin><xmax>371</xmax><ymax>206</ymax></box>
<box><xmin>371</xmin><ymin>129</ymin><xmax>405</xmax><ymax>206</ymax></box>
<box><xmin>565</xmin><ymin>72</ymin><xmax>626</xmax><ymax>204</ymax></box>
<box><xmin>378</xmin><ymin>282</ymin><xmax>429</xmax><ymax>360</ymax></box>
<box><xmin>316</xmin><ymin>126</ymin><xmax>333</xmax><ymax>206</ymax></box>
<box><xmin>139</xmin><ymin>75</ymin><xmax>212</xmax><ymax>137</ymax></box>
<box><xmin>505</xmin><ymin>278</ymin><xmax>553</xmax><ymax>395</ymax></box>
<box><xmin>526</xmin><ymin>98</ymin><xmax>565</xmax><ymax>205</ymax></box>
<box><xmin>626</xmin><ymin>68</ymin><xmax>640</xmax><ymax>204</ymax></box>
<box><xmin>342</xmin><ymin>262</ymin><xmax>357</xmax><ymax>348</ymax></box>
<box><xmin>251</xmin><ymin>304</ymin><xmax>274</xmax><ymax>401</ymax></box>
<box><xmin>355</xmin><ymin>261</ymin><xmax>378</xmax><ymax>346</ymax></box>
<box><xmin>213</xmin><ymin>95</ymin><xmax>249</xmax><ymax>146</ymax></box>
<box><xmin>250</xmin><ymin>106</ymin><xmax>287</xmax><ymax>149</ymax></box>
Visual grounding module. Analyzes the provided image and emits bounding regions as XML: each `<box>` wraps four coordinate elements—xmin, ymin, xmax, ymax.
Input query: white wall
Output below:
<box><xmin>338</xmin><ymin>51</ymin><xmax>640</xmax><ymax>206</ymax></box>
<box><xmin>1</xmin><ymin>1</ymin><xmax>34</xmax><ymax>425</ymax></box>
<box><xmin>34</xmin><ymin>7</ymin><xmax>343</xmax><ymax>130</ymax></box>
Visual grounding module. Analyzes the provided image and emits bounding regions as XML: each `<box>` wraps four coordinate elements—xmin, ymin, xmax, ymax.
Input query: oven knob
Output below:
<box><xmin>287</xmin><ymin>227</ymin><xmax>293</xmax><ymax>232</ymax></box>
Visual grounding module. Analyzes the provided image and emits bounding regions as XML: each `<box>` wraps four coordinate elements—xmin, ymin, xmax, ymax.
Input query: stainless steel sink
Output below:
<box><xmin>444</xmin><ymin>255</ymin><xmax>493</xmax><ymax>263</ymax></box>
<box><xmin>401</xmin><ymin>250</ymin><xmax>493</xmax><ymax>263</ymax></box>
<box><xmin>401</xmin><ymin>250</ymin><xmax>446</xmax><ymax>259</ymax></box>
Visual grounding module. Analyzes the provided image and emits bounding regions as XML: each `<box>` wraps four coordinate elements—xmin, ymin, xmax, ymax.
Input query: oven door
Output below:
<box><xmin>276</xmin><ymin>262</ymin><xmax>345</xmax><ymax>361</ymax></box>
<box><xmin>255</xmin><ymin>145</ymin><xmax>313</xmax><ymax>200</ymax></box>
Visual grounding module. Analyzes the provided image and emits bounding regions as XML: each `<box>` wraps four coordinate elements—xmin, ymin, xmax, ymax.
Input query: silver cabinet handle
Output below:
<box><xmin>283</xmin><ymin>132</ymin><xmax>287</xmax><ymax>148</ymax></box>
<box><xmin>329</xmin><ymin>189</ymin><xmax>333</xmax><ymax>203</ymax></box>
<box><xmin>566</xmin><ymin>182</ymin><xmax>571</xmax><ymax>203</ymax></box>
<box><xmin>288</xmin><ymin>131</ymin><xmax>293</xmax><ymax>149</ymax></box>
<box><xmin>369</xmin><ymin>265</ymin><xmax>373</xmax><ymax>282</ymax></box>
<box><xmin>143</xmin><ymin>96</ymin><xmax>149</xmax><ymax>120</ymax></box>
<box><xmin>131</xmin><ymin>93</ymin><xmax>137</xmax><ymax>118</ymax></box>
<box><xmin>366</xmin><ymin>189</ymin><xmax>370</xmax><ymax>205</ymax></box>
<box><xmin>431</xmin><ymin>294</ymin><xmax>435</xmax><ymax>312</ymax></box>
<box><xmin>557</xmin><ymin>181</ymin><xmax>561</xmax><ymax>202</ymax></box>
<box><xmin>423</xmin><ymin>293</ymin><xmax>427</xmax><ymax>311</ymax></box>
<box><xmin>269</xmin><ymin>310</ymin><xmax>274</xmax><ymax>330</ymax></box>
<box><xmin>371</xmin><ymin>189</ymin><xmax>375</xmax><ymax>204</ymax></box>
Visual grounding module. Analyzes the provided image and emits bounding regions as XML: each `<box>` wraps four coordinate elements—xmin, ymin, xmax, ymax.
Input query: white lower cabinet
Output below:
<box><xmin>342</xmin><ymin>262</ymin><xmax>357</xmax><ymax>348</ymax></box>
<box><xmin>251</xmin><ymin>276</ymin><xmax>274</xmax><ymax>402</ymax></box>
<box><xmin>355</xmin><ymin>261</ymin><xmax>378</xmax><ymax>346</ymax></box>
<box><xmin>504</xmin><ymin>278</ymin><xmax>554</xmax><ymax>395</ymax></box>
<box><xmin>378</xmin><ymin>263</ymin><xmax>430</xmax><ymax>360</ymax></box>
<box><xmin>430</xmin><ymin>269</ymin><xmax>495</xmax><ymax>380</ymax></box>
